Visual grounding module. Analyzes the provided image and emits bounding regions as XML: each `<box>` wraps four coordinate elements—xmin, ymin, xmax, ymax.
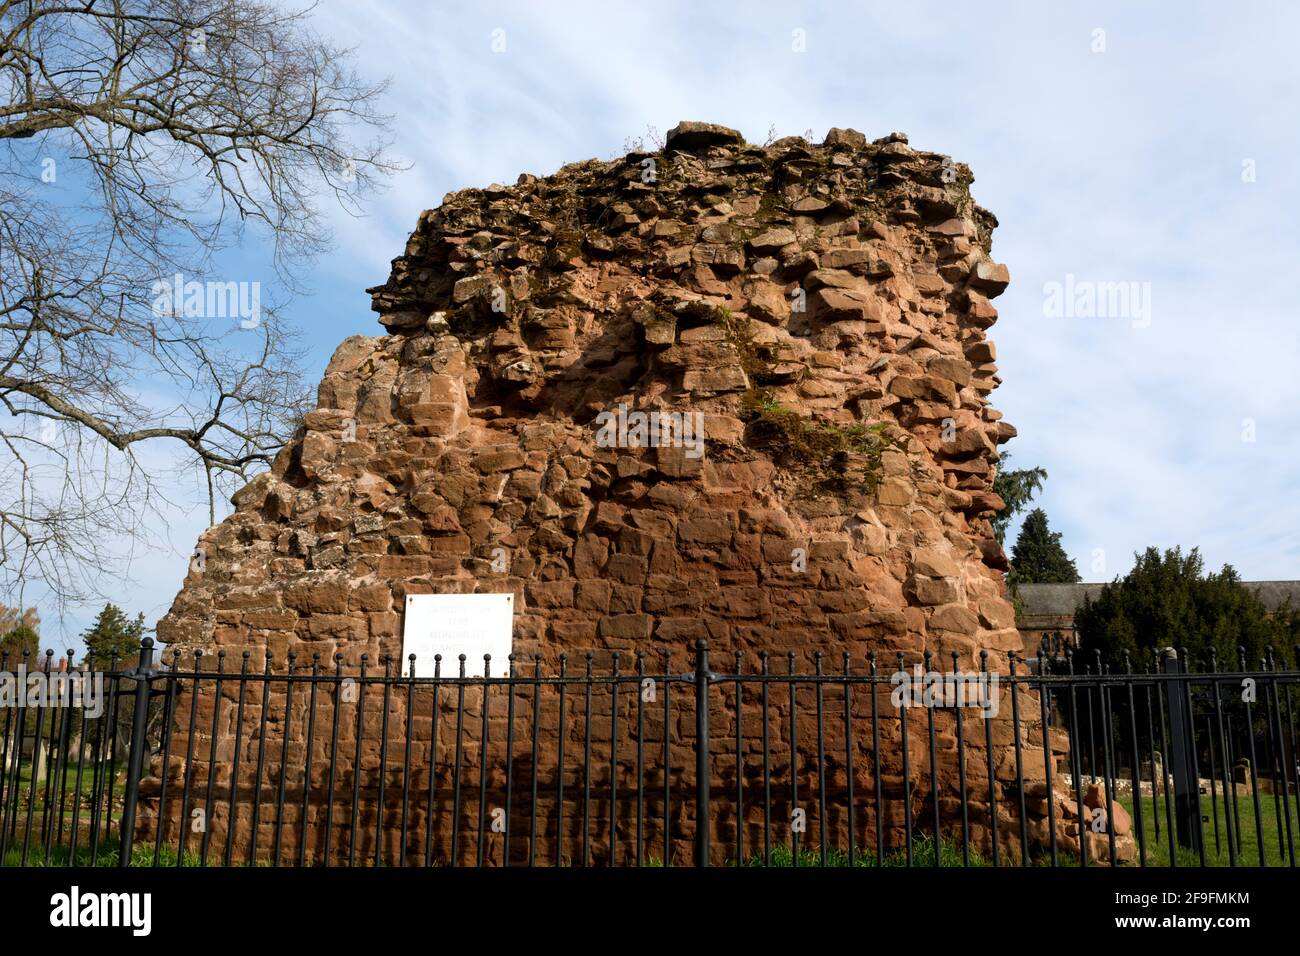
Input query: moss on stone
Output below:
<box><xmin>740</xmin><ymin>391</ymin><xmax>895</xmax><ymax>494</ymax></box>
<box><xmin>711</xmin><ymin>306</ymin><xmax>773</xmax><ymax>384</ymax></box>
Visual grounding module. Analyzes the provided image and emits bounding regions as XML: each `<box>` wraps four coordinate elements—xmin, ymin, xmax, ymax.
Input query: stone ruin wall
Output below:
<box><xmin>146</xmin><ymin>121</ymin><xmax>1132</xmax><ymax>864</ymax></box>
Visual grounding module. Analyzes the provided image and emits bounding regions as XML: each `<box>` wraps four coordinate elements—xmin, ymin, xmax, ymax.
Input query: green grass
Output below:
<box><xmin>1</xmin><ymin>840</ymin><xmax>277</xmax><ymax>867</ymax></box>
<box><xmin>734</xmin><ymin>792</ymin><xmax>1300</xmax><ymax>868</ymax></box>
<box><xmin>7</xmin><ymin>759</ymin><xmax>127</xmax><ymax>802</ymax></box>
<box><xmin>3</xmin><ymin>842</ymin><xmax>198</xmax><ymax>867</ymax></box>
<box><xmin>1118</xmin><ymin>791</ymin><xmax>1298</xmax><ymax>867</ymax></box>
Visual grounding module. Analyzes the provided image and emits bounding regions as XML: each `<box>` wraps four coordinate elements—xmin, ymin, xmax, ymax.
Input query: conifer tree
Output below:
<box><xmin>81</xmin><ymin>604</ymin><xmax>146</xmax><ymax>666</ymax></box>
<box><xmin>1010</xmin><ymin>508</ymin><xmax>1081</xmax><ymax>584</ymax></box>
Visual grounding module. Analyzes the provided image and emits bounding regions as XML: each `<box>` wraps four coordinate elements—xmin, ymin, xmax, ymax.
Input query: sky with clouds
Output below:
<box><xmin>25</xmin><ymin>0</ymin><xmax>1300</xmax><ymax>643</ymax></box>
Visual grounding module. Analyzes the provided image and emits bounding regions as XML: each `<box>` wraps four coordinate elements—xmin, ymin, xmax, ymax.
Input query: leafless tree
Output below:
<box><xmin>0</xmin><ymin>0</ymin><xmax>398</xmax><ymax>611</ymax></box>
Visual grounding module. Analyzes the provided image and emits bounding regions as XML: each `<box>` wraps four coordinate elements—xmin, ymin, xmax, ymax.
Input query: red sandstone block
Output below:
<box><xmin>597</xmin><ymin>614</ymin><xmax>654</xmax><ymax>641</ymax></box>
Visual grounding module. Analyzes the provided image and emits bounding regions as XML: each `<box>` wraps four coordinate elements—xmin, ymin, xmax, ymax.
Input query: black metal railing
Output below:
<box><xmin>1</xmin><ymin>638</ymin><xmax>1297</xmax><ymax>867</ymax></box>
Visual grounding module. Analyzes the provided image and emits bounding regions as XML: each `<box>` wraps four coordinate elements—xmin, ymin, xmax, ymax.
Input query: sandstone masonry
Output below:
<box><xmin>147</xmin><ymin>121</ymin><xmax>1128</xmax><ymax>864</ymax></box>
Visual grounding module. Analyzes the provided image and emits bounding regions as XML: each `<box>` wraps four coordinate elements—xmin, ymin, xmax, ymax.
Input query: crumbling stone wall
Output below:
<box><xmin>149</xmin><ymin>121</ymin><xmax>1125</xmax><ymax>864</ymax></box>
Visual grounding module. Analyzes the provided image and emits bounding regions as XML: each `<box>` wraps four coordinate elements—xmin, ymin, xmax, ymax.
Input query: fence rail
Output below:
<box><xmin>1</xmin><ymin>639</ymin><xmax>1298</xmax><ymax>868</ymax></box>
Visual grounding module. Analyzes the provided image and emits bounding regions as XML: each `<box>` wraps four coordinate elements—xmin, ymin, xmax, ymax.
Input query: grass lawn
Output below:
<box><xmin>2</xmin><ymin>842</ymin><xmax>209</xmax><ymax>868</ymax></box>
<box><xmin>736</xmin><ymin>793</ymin><xmax>1299</xmax><ymax>867</ymax></box>
<box><xmin>1119</xmin><ymin>791</ymin><xmax>1297</xmax><ymax>867</ymax></box>
<box><xmin>6</xmin><ymin>758</ymin><xmax>127</xmax><ymax>801</ymax></box>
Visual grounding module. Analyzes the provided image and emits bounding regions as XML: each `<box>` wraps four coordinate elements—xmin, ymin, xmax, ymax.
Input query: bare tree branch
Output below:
<box><xmin>0</xmin><ymin>0</ymin><xmax>399</xmax><ymax>610</ymax></box>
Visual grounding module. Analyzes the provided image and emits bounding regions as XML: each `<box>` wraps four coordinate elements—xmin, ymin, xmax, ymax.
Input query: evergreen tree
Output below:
<box><xmin>0</xmin><ymin>604</ymin><xmax>40</xmax><ymax>660</ymax></box>
<box><xmin>1010</xmin><ymin>508</ymin><xmax>1081</xmax><ymax>583</ymax></box>
<box><xmin>81</xmin><ymin>604</ymin><xmax>146</xmax><ymax>667</ymax></box>
<box><xmin>991</xmin><ymin>452</ymin><xmax>1047</xmax><ymax>543</ymax></box>
<box><xmin>1075</xmin><ymin>546</ymin><xmax>1298</xmax><ymax>672</ymax></box>
<box><xmin>1</xmin><ymin>623</ymin><xmax>39</xmax><ymax>660</ymax></box>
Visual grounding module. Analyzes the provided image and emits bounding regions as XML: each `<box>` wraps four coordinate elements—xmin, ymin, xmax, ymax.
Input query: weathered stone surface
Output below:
<box><xmin>969</xmin><ymin>260</ymin><xmax>1011</xmax><ymax>296</ymax></box>
<box><xmin>824</xmin><ymin>127</ymin><xmax>867</xmax><ymax>149</ymax></box>
<box><xmin>749</xmin><ymin>227</ymin><xmax>797</xmax><ymax>252</ymax></box>
<box><xmin>153</xmin><ymin>122</ymin><xmax>1023</xmax><ymax>669</ymax></box>
<box><xmin>149</xmin><ymin>121</ymin><xmax>1064</xmax><ymax>866</ymax></box>
<box><xmin>665</xmin><ymin>120</ymin><xmax>744</xmax><ymax>151</ymax></box>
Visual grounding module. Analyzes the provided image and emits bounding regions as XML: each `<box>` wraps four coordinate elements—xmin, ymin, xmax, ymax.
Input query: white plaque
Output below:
<box><xmin>402</xmin><ymin>593</ymin><xmax>514</xmax><ymax>678</ymax></box>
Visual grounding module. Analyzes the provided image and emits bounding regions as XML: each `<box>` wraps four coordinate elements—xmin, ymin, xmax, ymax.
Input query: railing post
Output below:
<box><xmin>118</xmin><ymin>637</ymin><xmax>155</xmax><ymax>867</ymax></box>
<box><xmin>1161</xmin><ymin>647</ymin><xmax>1202</xmax><ymax>856</ymax></box>
<box><xmin>694</xmin><ymin>639</ymin><xmax>710</xmax><ymax>867</ymax></box>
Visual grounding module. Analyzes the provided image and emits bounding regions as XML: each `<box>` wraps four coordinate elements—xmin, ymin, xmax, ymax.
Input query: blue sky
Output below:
<box><xmin>31</xmin><ymin>0</ymin><xmax>1300</xmax><ymax>642</ymax></box>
